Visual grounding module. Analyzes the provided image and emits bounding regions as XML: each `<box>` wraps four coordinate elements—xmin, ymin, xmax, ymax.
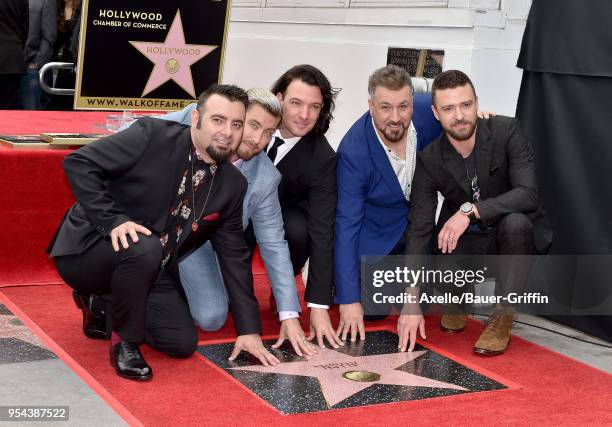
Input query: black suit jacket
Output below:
<box><xmin>0</xmin><ymin>0</ymin><xmax>28</xmax><ymax>74</ymax></box>
<box><xmin>406</xmin><ymin>116</ymin><xmax>553</xmax><ymax>255</ymax></box>
<box><xmin>276</xmin><ymin>133</ymin><xmax>337</xmax><ymax>305</ymax></box>
<box><xmin>48</xmin><ymin>117</ymin><xmax>261</xmax><ymax>335</ymax></box>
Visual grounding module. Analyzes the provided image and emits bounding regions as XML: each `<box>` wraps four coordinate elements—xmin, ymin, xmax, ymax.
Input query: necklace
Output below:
<box><xmin>190</xmin><ymin>152</ymin><xmax>217</xmax><ymax>232</ymax></box>
<box><xmin>463</xmin><ymin>151</ymin><xmax>481</xmax><ymax>202</ymax></box>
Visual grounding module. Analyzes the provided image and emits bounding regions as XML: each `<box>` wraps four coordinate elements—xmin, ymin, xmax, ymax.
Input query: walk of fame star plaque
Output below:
<box><xmin>198</xmin><ymin>330</ymin><xmax>508</xmax><ymax>414</ymax></box>
<box><xmin>74</xmin><ymin>0</ymin><xmax>230</xmax><ymax>111</ymax></box>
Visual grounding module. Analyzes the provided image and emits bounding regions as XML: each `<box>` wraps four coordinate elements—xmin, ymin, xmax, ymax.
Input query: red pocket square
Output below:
<box><xmin>203</xmin><ymin>212</ymin><xmax>220</xmax><ymax>221</ymax></box>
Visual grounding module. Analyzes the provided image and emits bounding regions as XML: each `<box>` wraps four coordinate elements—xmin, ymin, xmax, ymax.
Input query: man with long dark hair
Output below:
<box><xmin>264</xmin><ymin>64</ymin><xmax>343</xmax><ymax>348</ymax></box>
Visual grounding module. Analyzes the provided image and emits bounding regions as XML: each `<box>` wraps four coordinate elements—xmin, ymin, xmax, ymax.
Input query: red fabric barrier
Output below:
<box><xmin>0</xmin><ymin>110</ymin><xmax>265</xmax><ymax>286</ymax></box>
<box><xmin>0</xmin><ymin>148</ymin><xmax>73</xmax><ymax>285</ymax></box>
<box><xmin>0</xmin><ymin>110</ymin><xmax>112</xmax><ymax>286</ymax></box>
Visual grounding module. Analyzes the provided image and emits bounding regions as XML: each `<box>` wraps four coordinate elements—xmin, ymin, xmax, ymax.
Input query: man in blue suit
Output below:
<box><xmin>334</xmin><ymin>65</ymin><xmax>441</xmax><ymax>350</ymax></box>
<box><xmin>161</xmin><ymin>88</ymin><xmax>316</xmax><ymax>358</ymax></box>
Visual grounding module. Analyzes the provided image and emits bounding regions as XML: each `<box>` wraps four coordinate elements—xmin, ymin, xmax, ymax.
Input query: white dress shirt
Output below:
<box><xmin>372</xmin><ymin>118</ymin><xmax>418</xmax><ymax>200</ymax></box>
<box><xmin>267</xmin><ymin>130</ymin><xmax>301</xmax><ymax>166</ymax></box>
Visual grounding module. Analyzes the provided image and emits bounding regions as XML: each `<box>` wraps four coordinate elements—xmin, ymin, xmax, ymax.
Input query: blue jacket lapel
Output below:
<box><xmin>364</xmin><ymin>112</ymin><xmax>407</xmax><ymax>204</ymax></box>
<box><xmin>235</xmin><ymin>155</ymin><xmax>256</xmax><ymax>228</ymax></box>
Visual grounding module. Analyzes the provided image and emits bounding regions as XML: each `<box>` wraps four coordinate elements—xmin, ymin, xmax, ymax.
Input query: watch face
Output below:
<box><xmin>460</xmin><ymin>202</ymin><xmax>472</xmax><ymax>214</ymax></box>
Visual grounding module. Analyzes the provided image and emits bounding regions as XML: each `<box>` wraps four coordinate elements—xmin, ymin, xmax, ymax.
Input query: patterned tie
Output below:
<box><xmin>267</xmin><ymin>137</ymin><xmax>285</xmax><ymax>163</ymax></box>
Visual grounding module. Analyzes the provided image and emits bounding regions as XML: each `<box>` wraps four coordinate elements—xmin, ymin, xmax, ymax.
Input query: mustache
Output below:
<box><xmin>240</xmin><ymin>140</ymin><xmax>258</xmax><ymax>149</ymax></box>
<box><xmin>385</xmin><ymin>121</ymin><xmax>407</xmax><ymax>128</ymax></box>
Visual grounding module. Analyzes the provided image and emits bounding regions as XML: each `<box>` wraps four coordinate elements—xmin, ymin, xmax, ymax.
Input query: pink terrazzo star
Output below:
<box><xmin>130</xmin><ymin>10</ymin><xmax>217</xmax><ymax>98</ymax></box>
<box><xmin>0</xmin><ymin>314</ymin><xmax>44</xmax><ymax>348</ymax></box>
<box><xmin>230</xmin><ymin>348</ymin><xmax>466</xmax><ymax>407</ymax></box>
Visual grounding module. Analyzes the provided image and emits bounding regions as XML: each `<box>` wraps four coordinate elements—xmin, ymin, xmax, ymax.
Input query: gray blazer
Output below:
<box><xmin>25</xmin><ymin>0</ymin><xmax>57</xmax><ymax>66</ymax></box>
<box><xmin>160</xmin><ymin>104</ymin><xmax>301</xmax><ymax>313</ymax></box>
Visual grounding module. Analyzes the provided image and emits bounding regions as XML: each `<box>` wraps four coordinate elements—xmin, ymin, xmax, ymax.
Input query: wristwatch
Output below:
<box><xmin>460</xmin><ymin>202</ymin><xmax>475</xmax><ymax>219</ymax></box>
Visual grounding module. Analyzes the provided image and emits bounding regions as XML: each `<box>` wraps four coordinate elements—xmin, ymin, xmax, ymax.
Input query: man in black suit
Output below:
<box><xmin>263</xmin><ymin>65</ymin><xmax>343</xmax><ymax>348</ymax></box>
<box><xmin>402</xmin><ymin>70</ymin><xmax>551</xmax><ymax>355</ymax></box>
<box><xmin>48</xmin><ymin>85</ymin><xmax>279</xmax><ymax>381</ymax></box>
<box><xmin>0</xmin><ymin>0</ymin><xmax>28</xmax><ymax>109</ymax></box>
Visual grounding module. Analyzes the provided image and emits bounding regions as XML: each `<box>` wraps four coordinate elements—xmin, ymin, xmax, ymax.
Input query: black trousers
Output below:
<box><xmin>0</xmin><ymin>74</ymin><xmax>21</xmax><ymax>109</ymax></box>
<box><xmin>55</xmin><ymin>234</ymin><xmax>197</xmax><ymax>358</ymax></box>
<box><xmin>436</xmin><ymin>213</ymin><xmax>537</xmax><ymax>307</ymax></box>
<box><xmin>363</xmin><ymin>228</ymin><xmax>408</xmax><ymax>319</ymax></box>
<box><xmin>281</xmin><ymin>206</ymin><xmax>310</xmax><ymax>275</ymax></box>
<box><xmin>243</xmin><ymin>221</ymin><xmax>257</xmax><ymax>261</ymax></box>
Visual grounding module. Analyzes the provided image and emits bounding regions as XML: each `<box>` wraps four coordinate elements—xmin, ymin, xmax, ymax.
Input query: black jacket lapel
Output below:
<box><xmin>474</xmin><ymin>118</ymin><xmax>493</xmax><ymax>199</ymax></box>
<box><xmin>441</xmin><ymin>133</ymin><xmax>472</xmax><ymax>197</ymax></box>
<box><xmin>276</xmin><ymin>135</ymin><xmax>309</xmax><ymax>171</ymax></box>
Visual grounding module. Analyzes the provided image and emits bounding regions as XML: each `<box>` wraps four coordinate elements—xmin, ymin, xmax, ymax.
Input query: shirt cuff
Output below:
<box><xmin>279</xmin><ymin>311</ymin><xmax>300</xmax><ymax>321</ymax></box>
<box><xmin>307</xmin><ymin>303</ymin><xmax>330</xmax><ymax>310</ymax></box>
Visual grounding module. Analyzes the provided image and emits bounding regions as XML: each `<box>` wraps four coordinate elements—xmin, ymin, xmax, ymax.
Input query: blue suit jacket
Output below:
<box><xmin>334</xmin><ymin>94</ymin><xmax>441</xmax><ymax>304</ymax></box>
<box><xmin>158</xmin><ymin>104</ymin><xmax>301</xmax><ymax>313</ymax></box>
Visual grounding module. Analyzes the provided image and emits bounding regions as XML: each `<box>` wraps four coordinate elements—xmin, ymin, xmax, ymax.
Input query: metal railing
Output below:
<box><xmin>37</xmin><ymin>62</ymin><xmax>433</xmax><ymax>95</ymax></box>
<box><xmin>38</xmin><ymin>62</ymin><xmax>75</xmax><ymax>96</ymax></box>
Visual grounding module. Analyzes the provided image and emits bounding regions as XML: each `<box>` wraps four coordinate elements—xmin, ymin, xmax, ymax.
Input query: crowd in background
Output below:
<box><xmin>0</xmin><ymin>0</ymin><xmax>81</xmax><ymax>111</ymax></box>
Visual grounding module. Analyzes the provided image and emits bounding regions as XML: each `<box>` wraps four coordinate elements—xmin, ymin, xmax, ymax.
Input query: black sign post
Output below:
<box><xmin>75</xmin><ymin>0</ymin><xmax>230</xmax><ymax>111</ymax></box>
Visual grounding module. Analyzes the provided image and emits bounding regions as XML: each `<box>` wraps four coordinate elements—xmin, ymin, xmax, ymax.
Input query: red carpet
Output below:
<box><xmin>2</xmin><ymin>111</ymin><xmax>612</xmax><ymax>424</ymax></box>
<box><xmin>1</xmin><ymin>279</ymin><xmax>611</xmax><ymax>426</ymax></box>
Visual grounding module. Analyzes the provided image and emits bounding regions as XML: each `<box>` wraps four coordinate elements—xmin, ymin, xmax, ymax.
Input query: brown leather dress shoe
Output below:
<box><xmin>440</xmin><ymin>313</ymin><xmax>467</xmax><ymax>333</ymax></box>
<box><xmin>474</xmin><ymin>307</ymin><xmax>516</xmax><ymax>356</ymax></box>
<box><xmin>440</xmin><ymin>304</ymin><xmax>468</xmax><ymax>333</ymax></box>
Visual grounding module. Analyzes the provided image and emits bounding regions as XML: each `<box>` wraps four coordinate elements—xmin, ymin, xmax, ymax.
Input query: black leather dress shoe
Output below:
<box><xmin>110</xmin><ymin>341</ymin><xmax>153</xmax><ymax>381</ymax></box>
<box><xmin>72</xmin><ymin>290</ymin><xmax>110</xmax><ymax>340</ymax></box>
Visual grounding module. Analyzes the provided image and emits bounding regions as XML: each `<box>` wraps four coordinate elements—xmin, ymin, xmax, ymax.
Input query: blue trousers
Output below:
<box><xmin>178</xmin><ymin>242</ymin><xmax>229</xmax><ymax>331</ymax></box>
<box><xmin>19</xmin><ymin>68</ymin><xmax>49</xmax><ymax>110</ymax></box>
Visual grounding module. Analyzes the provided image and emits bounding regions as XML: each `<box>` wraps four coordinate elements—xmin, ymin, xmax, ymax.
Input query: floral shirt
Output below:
<box><xmin>160</xmin><ymin>146</ymin><xmax>215</xmax><ymax>268</ymax></box>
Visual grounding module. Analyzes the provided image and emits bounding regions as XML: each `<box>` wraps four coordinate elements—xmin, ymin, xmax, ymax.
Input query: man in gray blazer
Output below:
<box><xmin>402</xmin><ymin>70</ymin><xmax>551</xmax><ymax>356</ymax></box>
<box><xmin>162</xmin><ymin>88</ymin><xmax>317</xmax><ymax>357</ymax></box>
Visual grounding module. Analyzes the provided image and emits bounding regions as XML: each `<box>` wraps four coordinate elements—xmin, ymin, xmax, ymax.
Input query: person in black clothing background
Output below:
<box><xmin>0</xmin><ymin>0</ymin><xmax>28</xmax><ymax>109</ymax></box>
<box><xmin>48</xmin><ymin>0</ymin><xmax>80</xmax><ymax>110</ymax></box>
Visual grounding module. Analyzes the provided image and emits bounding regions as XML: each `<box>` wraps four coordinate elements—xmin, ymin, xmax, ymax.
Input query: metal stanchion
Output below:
<box><xmin>38</xmin><ymin>62</ymin><xmax>75</xmax><ymax>96</ymax></box>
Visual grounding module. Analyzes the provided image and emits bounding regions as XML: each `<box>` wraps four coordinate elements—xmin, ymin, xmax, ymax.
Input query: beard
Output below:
<box><xmin>206</xmin><ymin>144</ymin><xmax>230</xmax><ymax>162</ymax></box>
<box><xmin>445</xmin><ymin>119</ymin><xmax>477</xmax><ymax>141</ymax></box>
<box><xmin>377</xmin><ymin>121</ymin><xmax>409</xmax><ymax>143</ymax></box>
<box><xmin>236</xmin><ymin>141</ymin><xmax>257</xmax><ymax>161</ymax></box>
